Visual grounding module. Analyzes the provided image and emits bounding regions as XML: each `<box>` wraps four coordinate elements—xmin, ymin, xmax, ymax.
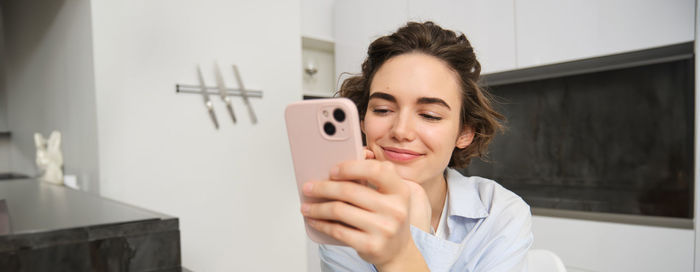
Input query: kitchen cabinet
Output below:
<box><xmin>515</xmin><ymin>0</ymin><xmax>695</xmax><ymax>68</ymax></box>
<box><xmin>334</xmin><ymin>0</ymin><xmax>409</xmax><ymax>80</ymax></box>
<box><xmin>334</xmin><ymin>0</ymin><xmax>516</xmax><ymax>76</ymax></box>
<box><xmin>335</xmin><ymin>0</ymin><xmax>695</xmax><ymax>75</ymax></box>
<box><xmin>407</xmin><ymin>0</ymin><xmax>517</xmax><ymax>74</ymax></box>
<box><xmin>301</xmin><ymin>0</ymin><xmax>335</xmax><ymax>42</ymax></box>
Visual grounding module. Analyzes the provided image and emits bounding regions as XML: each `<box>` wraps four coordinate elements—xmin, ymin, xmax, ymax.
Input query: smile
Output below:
<box><xmin>381</xmin><ymin>147</ymin><xmax>424</xmax><ymax>162</ymax></box>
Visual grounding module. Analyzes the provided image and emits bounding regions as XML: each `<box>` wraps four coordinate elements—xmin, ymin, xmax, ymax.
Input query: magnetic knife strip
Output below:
<box><xmin>176</xmin><ymin>64</ymin><xmax>262</xmax><ymax>129</ymax></box>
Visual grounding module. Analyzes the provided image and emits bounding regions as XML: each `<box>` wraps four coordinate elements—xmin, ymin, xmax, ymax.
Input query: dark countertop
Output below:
<box><xmin>0</xmin><ymin>179</ymin><xmax>182</xmax><ymax>271</ymax></box>
<box><xmin>0</xmin><ymin>179</ymin><xmax>172</xmax><ymax>235</ymax></box>
<box><xmin>0</xmin><ymin>173</ymin><xmax>30</xmax><ymax>181</ymax></box>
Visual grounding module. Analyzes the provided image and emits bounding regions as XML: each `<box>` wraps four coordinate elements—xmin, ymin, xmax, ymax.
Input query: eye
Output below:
<box><xmin>420</xmin><ymin>113</ymin><xmax>442</xmax><ymax>121</ymax></box>
<box><xmin>371</xmin><ymin>107</ymin><xmax>392</xmax><ymax>115</ymax></box>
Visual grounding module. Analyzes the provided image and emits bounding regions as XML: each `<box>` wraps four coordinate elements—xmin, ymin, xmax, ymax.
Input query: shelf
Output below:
<box><xmin>301</xmin><ymin>36</ymin><xmax>336</xmax><ymax>101</ymax></box>
<box><xmin>302</xmin><ymin>35</ymin><xmax>334</xmax><ymax>53</ymax></box>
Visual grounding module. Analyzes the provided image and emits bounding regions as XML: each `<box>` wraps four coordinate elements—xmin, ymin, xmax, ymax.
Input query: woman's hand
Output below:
<box><xmin>300</xmin><ymin>159</ymin><xmax>428</xmax><ymax>270</ymax></box>
<box><xmin>364</xmin><ymin>149</ymin><xmax>432</xmax><ymax>233</ymax></box>
<box><xmin>404</xmin><ymin>180</ymin><xmax>431</xmax><ymax>233</ymax></box>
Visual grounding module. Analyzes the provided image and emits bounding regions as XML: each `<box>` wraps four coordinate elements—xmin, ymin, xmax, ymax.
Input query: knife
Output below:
<box><xmin>214</xmin><ymin>63</ymin><xmax>237</xmax><ymax>124</ymax></box>
<box><xmin>196</xmin><ymin>65</ymin><xmax>219</xmax><ymax>129</ymax></box>
<box><xmin>232</xmin><ymin>65</ymin><xmax>258</xmax><ymax>124</ymax></box>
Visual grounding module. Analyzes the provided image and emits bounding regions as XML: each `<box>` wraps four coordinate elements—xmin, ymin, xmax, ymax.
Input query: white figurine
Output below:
<box><xmin>34</xmin><ymin>131</ymin><xmax>64</xmax><ymax>185</ymax></box>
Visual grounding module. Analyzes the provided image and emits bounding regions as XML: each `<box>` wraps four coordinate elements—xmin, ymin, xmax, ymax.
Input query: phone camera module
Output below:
<box><xmin>323</xmin><ymin>122</ymin><xmax>336</xmax><ymax>136</ymax></box>
<box><xmin>333</xmin><ymin>108</ymin><xmax>346</xmax><ymax>122</ymax></box>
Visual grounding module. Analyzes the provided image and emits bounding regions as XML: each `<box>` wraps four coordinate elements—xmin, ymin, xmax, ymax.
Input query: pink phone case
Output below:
<box><xmin>285</xmin><ymin>98</ymin><xmax>364</xmax><ymax>245</ymax></box>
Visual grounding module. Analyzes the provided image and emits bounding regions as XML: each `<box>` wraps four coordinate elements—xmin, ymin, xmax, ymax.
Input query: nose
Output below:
<box><xmin>390</xmin><ymin>110</ymin><xmax>416</xmax><ymax>142</ymax></box>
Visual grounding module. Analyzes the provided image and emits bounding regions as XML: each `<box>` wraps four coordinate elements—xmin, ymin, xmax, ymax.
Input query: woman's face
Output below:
<box><xmin>363</xmin><ymin>53</ymin><xmax>473</xmax><ymax>185</ymax></box>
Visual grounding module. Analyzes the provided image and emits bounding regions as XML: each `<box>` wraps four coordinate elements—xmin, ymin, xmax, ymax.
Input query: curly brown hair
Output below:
<box><xmin>338</xmin><ymin>21</ymin><xmax>504</xmax><ymax>168</ymax></box>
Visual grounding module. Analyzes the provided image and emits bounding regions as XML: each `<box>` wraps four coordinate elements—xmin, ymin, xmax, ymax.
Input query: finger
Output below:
<box><xmin>303</xmin><ymin>180</ymin><xmax>384</xmax><ymax>212</ymax></box>
<box><xmin>331</xmin><ymin>160</ymin><xmax>405</xmax><ymax>194</ymax></box>
<box><xmin>302</xmin><ymin>201</ymin><xmax>386</xmax><ymax>233</ymax></box>
<box><xmin>364</xmin><ymin>148</ymin><xmax>375</xmax><ymax>160</ymax></box>
<box><xmin>404</xmin><ymin>181</ymin><xmax>432</xmax><ymax>232</ymax></box>
<box><xmin>307</xmin><ymin>218</ymin><xmax>373</xmax><ymax>251</ymax></box>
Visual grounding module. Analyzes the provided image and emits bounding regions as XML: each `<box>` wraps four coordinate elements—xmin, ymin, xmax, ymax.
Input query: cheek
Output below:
<box><xmin>418</xmin><ymin>124</ymin><xmax>459</xmax><ymax>153</ymax></box>
<box><xmin>362</xmin><ymin>115</ymin><xmax>390</xmax><ymax>142</ymax></box>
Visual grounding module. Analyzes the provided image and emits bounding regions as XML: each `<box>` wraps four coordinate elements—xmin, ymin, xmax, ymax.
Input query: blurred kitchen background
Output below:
<box><xmin>0</xmin><ymin>0</ymin><xmax>697</xmax><ymax>271</ymax></box>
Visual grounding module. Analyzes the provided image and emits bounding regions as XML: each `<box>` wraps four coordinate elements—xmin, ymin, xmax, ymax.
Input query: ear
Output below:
<box><xmin>34</xmin><ymin>133</ymin><xmax>46</xmax><ymax>148</ymax></box>
<box><xmin>456</xmin><ymin>126</ymin><xmax>474</xmax><ymax>149</ymax></box>
<box><xmin>48</xmin><ymin>131</ymin><xmax>62</xmax><ymax>149</ymax></box>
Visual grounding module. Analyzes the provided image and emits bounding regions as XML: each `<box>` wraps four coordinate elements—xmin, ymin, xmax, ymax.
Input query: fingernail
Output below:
<box><xmin>301</xmin><ymin>203</ymin><xmax>310</xmax><ymax>214</ymax></box>
<box><xmin>330</xmin><ymin>166</ymin><xmax>339</xmax><ymax>177</ymax></box>
<box><xmin>303</xmin><ymin>182</ymin><xmax>313</xmax><ymax>193</ymax></box>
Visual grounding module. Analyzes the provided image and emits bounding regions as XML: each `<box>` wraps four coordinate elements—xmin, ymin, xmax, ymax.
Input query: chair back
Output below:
<box><xmin>527</xmin><ymin>249</ymin><xmax>567</xmax><ymax>272</ymax></box>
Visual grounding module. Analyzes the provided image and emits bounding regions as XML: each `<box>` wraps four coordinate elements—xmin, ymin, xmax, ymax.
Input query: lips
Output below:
<box><xmin>381</xmin><ymin>146</ymin><xmax>424</xmax><ymax>162</ymax></box>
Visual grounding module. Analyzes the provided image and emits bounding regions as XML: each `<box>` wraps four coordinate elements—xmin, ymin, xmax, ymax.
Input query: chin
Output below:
<box><xmin>392</xmin><ymin>164</ymin><xmax>424</xmax><ymax>184</ymax></box>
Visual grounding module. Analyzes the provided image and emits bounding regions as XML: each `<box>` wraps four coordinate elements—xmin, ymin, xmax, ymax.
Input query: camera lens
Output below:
<box><xmin>333</xmin><ymin>108</ymin><xmax>346</xmax><ymax>122</ymax></box>
<box><xmin>323</xmin><ymin>122</ymin><xmax>336</xmax><ymax>136</ymax></box>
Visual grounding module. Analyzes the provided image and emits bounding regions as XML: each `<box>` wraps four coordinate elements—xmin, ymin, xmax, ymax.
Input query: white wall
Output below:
<box><xmin>533</xmin><ymin>216</ymin><xmax>694</xmax><ymax>272</ymax></box>
<box><xmin>2</xmin><ymin>0</ymin><xmax>100</xmax><ymax>188</ymax></box>
<box><xmin>90</xmin><ymin>1</ymin><xmax>306</xmax><ymax>271</ymax></box>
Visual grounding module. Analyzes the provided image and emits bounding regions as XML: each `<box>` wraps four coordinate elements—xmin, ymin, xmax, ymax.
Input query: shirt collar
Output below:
<box><xmin>445</xmin><ymin>168</ymin><xmax>489</xmax><ymax>219</ymax></box>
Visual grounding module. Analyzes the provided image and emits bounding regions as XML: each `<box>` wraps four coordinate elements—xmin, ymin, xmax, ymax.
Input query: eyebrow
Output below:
<box><xmin>417</xmin><ymin>97</ymin><xmax>451</xmax><ymax>110</ymax></box>
<box><xmin>369</xmin><ymin>92</ymin><xmax>451</xmax><ymax>110</ymax></box>
<box><xmin>369</xmin><ymin>92</ymin><xmax>397</xmax><ymax>103</ymax></box>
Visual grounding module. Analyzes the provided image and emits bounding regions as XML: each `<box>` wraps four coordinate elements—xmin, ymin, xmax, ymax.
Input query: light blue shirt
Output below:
<box><xmin>319</xmin><ymin>168</ymin><xmax>533</xmax><ymax>272</ymax></box>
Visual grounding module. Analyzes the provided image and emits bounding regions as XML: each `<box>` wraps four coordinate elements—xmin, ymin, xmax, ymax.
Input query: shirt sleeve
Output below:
<box><xmin>319</xmin><ymin>244</ymin><xmax>376</xmax><ymax>272</ymax></box>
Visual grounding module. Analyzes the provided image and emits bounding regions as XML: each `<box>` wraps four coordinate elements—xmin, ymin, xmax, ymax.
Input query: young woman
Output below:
<box><xmin>300</xmin><ymin>22</ymin><xmax>533</xmax><ymax>272</ymax></box>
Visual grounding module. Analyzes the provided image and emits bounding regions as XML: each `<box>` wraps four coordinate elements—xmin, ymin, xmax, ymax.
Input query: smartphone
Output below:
<box><xmin>285</xmin><ymin>98</ymin><xmax>364</xmax><ymax>245</ymax></box>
